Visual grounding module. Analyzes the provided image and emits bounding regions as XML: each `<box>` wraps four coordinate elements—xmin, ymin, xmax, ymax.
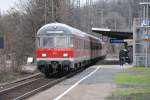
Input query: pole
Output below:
<box><xmin>77</xmin><ymin>0</ymin><xmax>81</xmax><ymax>29</ymax></box>
<box><xmin>101</xmin><ymin>9</ymin><xmax>104</xmax><ymax>28</ymax></box>
<box><xmin>146</xmin><ymin>1</ymin><xmax>149</xmax><ymax>68</ymax></box>
<box><xmin>115</xmin><ymin>17</ymin><xmax>117</xmax><ymax>31</ymax></box>
<box><xmin>44</xmin><ymin>0</ymin><xmax>47</xmax><ymax>24</ymax></box>
<box><xmin>86</xmin><ymin>0</ymin><xmax>89</xmax><ymax>32</ymax></box>
<box><xmin>52</xmin><ymin>0</ymin><xmax>54</xmax><ymax>22</ymax></box>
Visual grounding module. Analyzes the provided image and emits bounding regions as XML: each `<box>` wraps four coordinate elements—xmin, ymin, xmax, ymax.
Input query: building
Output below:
<box><xmin>133</xmin><ymin>1</ymin><xmax>150</xmax><ymax>67</ymax></box>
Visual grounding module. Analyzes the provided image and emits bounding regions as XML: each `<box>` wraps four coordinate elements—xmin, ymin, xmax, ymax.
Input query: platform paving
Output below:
<box><xmin>27</xmin><ymin>64</ymin><xmax>132</xmax><ymax>100</ymax></box>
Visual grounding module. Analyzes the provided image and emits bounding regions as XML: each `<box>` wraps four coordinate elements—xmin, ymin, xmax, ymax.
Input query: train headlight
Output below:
<box><xmin>42</xmin><ymin>53</ymin><xmax>47</xmax><ymax>57</ymax></box>
<box><xmin>63</xmin><ymin>53</ymin><xmax>68</xmax><ymax>57</ymax></box>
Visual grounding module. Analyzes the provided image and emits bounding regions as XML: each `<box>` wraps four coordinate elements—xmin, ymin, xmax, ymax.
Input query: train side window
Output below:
<box><xmin>76</xmin><ymin>38</ymin><xmax>78</xmax><ymax>49</ymax></box>
<box><xmin>80</xmin><ymin>39</ymin><xmax>82</xmax><ymax>49</ymax></box>
<box><xmin>86</xmin><ymin>40</ymin><xmax>88</xmax><ymax>49</ymax></box>
<box><xmin>79</xmin><ymin>38</ymin><xmax>81</xmax><ymax>49</ymax></box>
<box><xmin>70</xmin><ymin>36</ymin><xmax>73</xmax><ymax>47</ymax></box>
<box><xmin>77</xmin><ymin>38</ymin><xmax>79</xmax><ymax>49</ymax></box>
<box><xmin>95</xmin><ymin>42</ymin><xmax>97</xmax><ymax>49</ymax></box>
<box><xmin>76</xmin><ymin>37</ymin><xmax>78</xmax><ymax>49</ymax></box>
<box><xmin>75</xmin><ymin>38</ymin><xmax>77</xmax><ymax>49</ymax></box>
<box><xmin>84</xmin><ymin>40</ymin><xmax>86</xmax><ymax>49</ymax></box>
<box><xmin>75</xmin><ymin>37</ymin><xmax>77</xmax><ymax>49</ymax></box>
<box><xmin>78</xmin><ymin>38</ymin><xmax>81</xmax><ymax>49</ymax></box>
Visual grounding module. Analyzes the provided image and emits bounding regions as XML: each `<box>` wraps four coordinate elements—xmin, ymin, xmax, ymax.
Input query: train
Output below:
<box><xmin>36</xmin><ymin>23</ymin><xmax>107</xmax><ymax>77</ymax></box>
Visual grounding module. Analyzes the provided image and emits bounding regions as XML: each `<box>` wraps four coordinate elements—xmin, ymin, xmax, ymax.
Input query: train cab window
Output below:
<box><xmin>55</xmin><ymin>37</ymin><xmax>68</xmax><ymax>47</ymax></box>
<box><xmin>40</xmin><ymin>34</ymin><xmax>73</xmax><ymax>48</ymax></box>
<box><xmin>43</xmin><ymin>37</ymin><xmax>54</xmax><ymax>48</ymax></box>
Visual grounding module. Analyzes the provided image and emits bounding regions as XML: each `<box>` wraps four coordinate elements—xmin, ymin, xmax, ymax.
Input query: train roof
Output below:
<box><xmin>37</xmin><ymin>23</ymin><xmax>100</xmax><ymax>40</ymax></box>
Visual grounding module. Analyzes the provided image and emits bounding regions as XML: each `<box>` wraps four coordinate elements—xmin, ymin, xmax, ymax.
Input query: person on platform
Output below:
<box><xmin>119</xmin><ymin>49</ymin><xmax>126</xmax><ymax>66</ymax></box>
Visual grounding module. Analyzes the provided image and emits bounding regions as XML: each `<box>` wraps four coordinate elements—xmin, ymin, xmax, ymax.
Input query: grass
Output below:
<box><xmin>107</xmin><ymin>66</ymin><xmax>150</xmax><ymax>100</ymax></box>
<box><xmin>114</xmin><ymin>73</ymin><xmax>150</xmax><ymax>85</ymax></box>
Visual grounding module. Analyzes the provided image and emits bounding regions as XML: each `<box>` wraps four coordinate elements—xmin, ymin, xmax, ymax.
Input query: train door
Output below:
<box><xmin>90</xmin><ymin>37</ymin><xmax>94</xmax><ymax>60</ymax></box>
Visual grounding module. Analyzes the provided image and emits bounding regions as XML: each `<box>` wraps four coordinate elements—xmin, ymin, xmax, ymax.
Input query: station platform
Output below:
<box><xmin>27</xmin><ymin>64</ymin><xmax>132</xmax><ymax>100</ymax></box>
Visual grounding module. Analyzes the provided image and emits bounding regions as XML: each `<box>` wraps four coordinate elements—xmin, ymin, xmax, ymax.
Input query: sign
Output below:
<box><xmin>110</xmin><ymin>38</ymin><xmax>124</xmax><ymax>43</ymax></box>
<box><xmin>27</xmin><ymin>57</ymin><xmax>34</xmax><ymax>64</ymax></box>
<box><xmin>141</xmin><ymin>19</ymin><xmax>149</xmax><ymax>26</ymax></box>
<box><xmin>144</xmin><ymin>34</ymin><xmax>150</xmax><ymax>42</ymax></box>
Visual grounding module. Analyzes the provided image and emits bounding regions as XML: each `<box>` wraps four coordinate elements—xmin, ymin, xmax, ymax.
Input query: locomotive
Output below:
<box><xmin>36</xmin><ymin>23</ymin><xmax>106</xmax><ymax>77</ymax></box>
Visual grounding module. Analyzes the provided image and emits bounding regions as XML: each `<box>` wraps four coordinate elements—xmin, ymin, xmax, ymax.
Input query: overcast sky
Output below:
<box><xmin>0</xmin><ymin>0</ymin><xmax>99</xmax><ymax>12</ymax></box>
<box><xmin>0</xmin><ymin>0</ymin><xmax>18</xmax><ymax>12</ymax></box>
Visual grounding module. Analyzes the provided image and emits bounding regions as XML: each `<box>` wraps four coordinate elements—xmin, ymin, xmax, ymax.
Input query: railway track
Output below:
<box><xmin>0</xmin><ymin>73</ymin><xmax>42</xmax><ymax>91</ymax></box>
<box><xmin>0</xmin><ymin>68</ymin><xmax>85</xmax><ymax>100</ymax></box>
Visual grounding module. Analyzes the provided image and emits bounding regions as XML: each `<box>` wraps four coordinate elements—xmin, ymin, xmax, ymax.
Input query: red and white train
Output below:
<box><xmin>36</xmin><ymin>23</ymin><xmax>106</xmax><ymax>77</ymax></box>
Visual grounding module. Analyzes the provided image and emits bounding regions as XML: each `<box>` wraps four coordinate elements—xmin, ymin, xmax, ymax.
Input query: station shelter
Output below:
<box><xmin>92</xmin><ymin>28</ymin><xmax>133</xmax><ymax>63</ymax></box>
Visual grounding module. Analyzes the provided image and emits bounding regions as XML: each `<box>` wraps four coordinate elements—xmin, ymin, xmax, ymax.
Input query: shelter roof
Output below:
<box><xmin>92</xmin><ymin>28</ymin><xmax>133</xmax><ymax>39</ymax></box>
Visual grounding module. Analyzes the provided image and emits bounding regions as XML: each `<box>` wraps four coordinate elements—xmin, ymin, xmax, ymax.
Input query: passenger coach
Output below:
<box><xmin>36</xmin><ymin>23</ymin><xmax>106</xmax><ymax>77</ymax></box>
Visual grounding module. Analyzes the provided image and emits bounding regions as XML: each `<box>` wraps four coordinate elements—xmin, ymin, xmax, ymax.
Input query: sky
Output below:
<box><xmin>0</xmin><ymin>0</ymin><xmax>99</xmax><ymax>13</ymax></box>
<box><xmin>0</xmin><ymin>0</ymin><xmax>18</xmax><ymax>12</ymax></box>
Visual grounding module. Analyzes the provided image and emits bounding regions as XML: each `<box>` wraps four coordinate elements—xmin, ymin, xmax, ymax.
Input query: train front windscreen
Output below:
<box><xmin>37</xmin><ymin>34</ymin><xmax>73</xmax><ymax>48</ymax></box>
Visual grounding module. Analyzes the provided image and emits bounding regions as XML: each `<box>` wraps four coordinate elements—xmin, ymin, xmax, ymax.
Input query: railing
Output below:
<box><xmin>135</xmin><ymin>53</ymin><xmax>150</xmax><ymax>66</ymax></box>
